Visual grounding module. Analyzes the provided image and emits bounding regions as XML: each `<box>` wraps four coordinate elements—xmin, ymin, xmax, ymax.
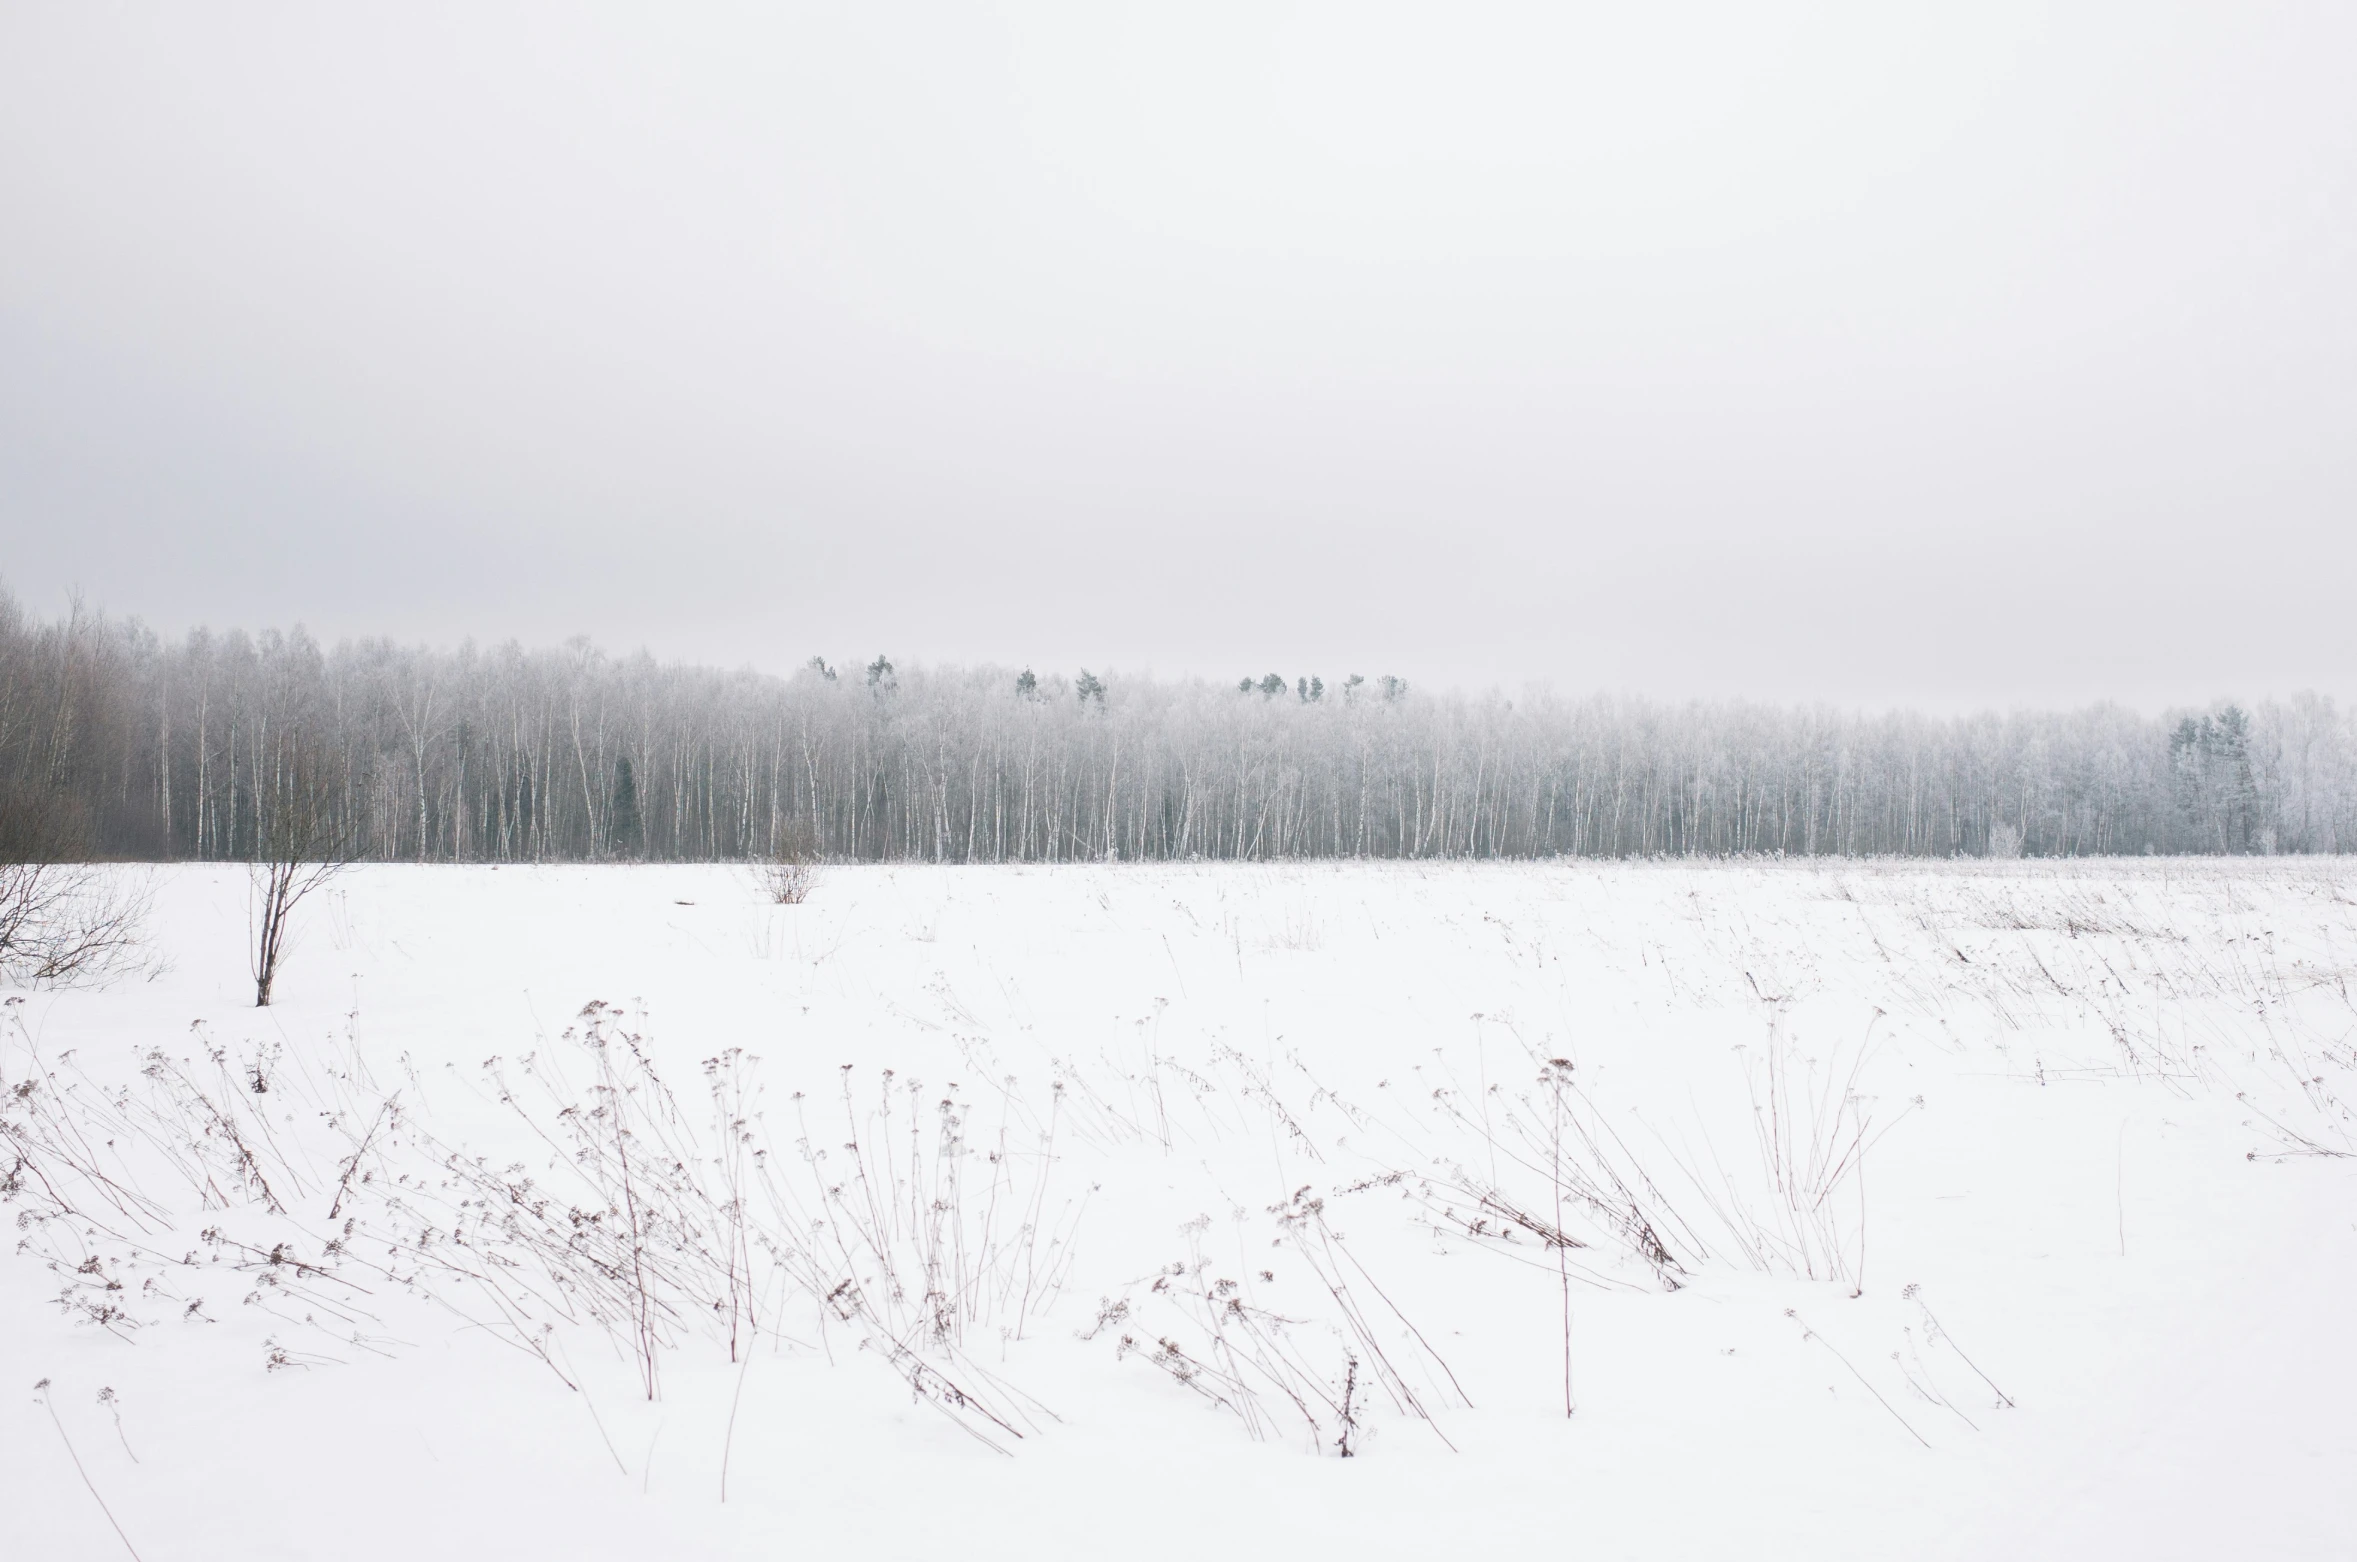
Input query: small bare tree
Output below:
<box><xmin>754</xmin><ymin>820</ymin><xmax>821</xmax><ymax>905</ymax></box>
<box><xmin>249</xmin><ymin>736</ymin><xmax>349</xmax><ymax>1007</ymax></box>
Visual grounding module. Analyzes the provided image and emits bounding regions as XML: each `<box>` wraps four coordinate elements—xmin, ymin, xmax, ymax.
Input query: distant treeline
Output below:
<box><xmin>2</xmin><ymin>591</ymin><xmax>2351</xmax><ymax>863</ymax></box>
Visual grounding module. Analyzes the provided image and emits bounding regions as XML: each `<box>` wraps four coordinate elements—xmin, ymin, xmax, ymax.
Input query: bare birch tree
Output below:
<box><xmin>3</xmin><ymin>586</ymin><xmax>2356</xmax><ymax>868</ymax></box>
<box><xmin>247</xmin><ymin>722</ymin><xmax>349</xmax><ymax>1008</ymax></box>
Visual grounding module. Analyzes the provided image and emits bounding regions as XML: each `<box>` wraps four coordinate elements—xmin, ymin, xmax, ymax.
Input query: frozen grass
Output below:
<box><xmin>4</xmin><ymin>858</ymin><xmax>2356</xmax><ymax>1559</ymax></box>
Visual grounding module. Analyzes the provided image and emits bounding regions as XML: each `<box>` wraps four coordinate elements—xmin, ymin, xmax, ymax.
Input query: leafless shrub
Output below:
<box><xmin>0</xmin><ymin>785</ymin><xmax>148</xmax><ymax>987</ymax></box>
<box><xmin>0</xmin><ymin>862</ymin><xmax>149</xmax><ymax>986</ymax></box>
<box><xmin>759</xmin><ymin>859</ymin><xmax>817</xmax><ymax>905</ymax></box>
<box><xmin>754</xmin><ymin>822</ymin><xmax>821</xmax><ymax>904</ymax></box>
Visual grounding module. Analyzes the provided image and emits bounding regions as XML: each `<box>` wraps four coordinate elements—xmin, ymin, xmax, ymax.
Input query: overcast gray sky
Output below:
<box><xmin>2</xmin><ymin>3</ymin><xmax>2352</xmax><ymax>709</ymax></box>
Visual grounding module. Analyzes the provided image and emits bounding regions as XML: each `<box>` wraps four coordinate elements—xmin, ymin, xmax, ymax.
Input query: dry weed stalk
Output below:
<box><xmin>3</xmin><ymin>996</ymin><xmax>1077</xmax><ymax>1451</ymax></box>
<box><xmin>1380</xmin><ymin>1048</ymin><xmax>1702</xmax><ymax>1293</ymax></box>
<box><xmin>32</xmin><ymin>1378</ymin><xmax>145</xmax><ymax>1561</ymax></box>
<box><xmin>1106</xmin><ymin>1195</ymin><xmax>1463</xmax><ymax>1456</ymax></box>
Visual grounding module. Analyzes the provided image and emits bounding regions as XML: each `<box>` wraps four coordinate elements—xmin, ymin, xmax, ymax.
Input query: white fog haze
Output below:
<box><xmin>5</xmin><ymin>3</ymin><xmax>2354</xmax><ymax>706</ymax></box>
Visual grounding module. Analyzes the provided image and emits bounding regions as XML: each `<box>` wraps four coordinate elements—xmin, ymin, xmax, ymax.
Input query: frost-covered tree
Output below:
<box><xmin>3</xmin><ymin>588</ymin><xmax>2354</xmax><ymax>865</ymax></box>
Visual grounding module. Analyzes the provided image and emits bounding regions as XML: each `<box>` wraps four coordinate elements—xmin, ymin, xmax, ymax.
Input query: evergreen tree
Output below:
<box><xmin>609</xmin><ymin>755</ymin><xmax>643</xmax><ymax>857</ymax></box>
<box><xmin>2169</xmin><ymin>706</ymin><xmax>2263</xmax><ymax>852</ymax></box>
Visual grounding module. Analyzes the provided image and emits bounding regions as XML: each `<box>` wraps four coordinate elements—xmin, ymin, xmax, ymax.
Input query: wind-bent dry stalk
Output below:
<box><xmin>1547</xmin><ymin>1057</ymin><xmax>1575</xmax><ymax>1418</ymax></box>
<box><xmin>33</xmin><ymin>1379</ymin><xmax>145</xmax><ymax>1561</ymax></box>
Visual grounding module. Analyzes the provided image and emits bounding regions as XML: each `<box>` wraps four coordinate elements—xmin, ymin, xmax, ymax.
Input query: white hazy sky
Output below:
<box><xmin>3</xmin><ymin>3</ymin><xmax>2352</xmax><ymax>709</ymax></box>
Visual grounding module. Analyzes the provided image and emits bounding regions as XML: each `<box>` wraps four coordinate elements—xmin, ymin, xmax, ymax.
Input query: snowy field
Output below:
<box><xmin>6</xmin><ymin>860</ymin><xmax>2356</xmax><ymax>1560</ymax></box>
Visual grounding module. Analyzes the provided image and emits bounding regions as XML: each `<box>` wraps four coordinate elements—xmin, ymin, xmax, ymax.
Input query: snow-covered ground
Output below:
<box><xmin>6</xmin><ymin>860</ymin><xmax>2356</xmax><ymax>1560</ymax></box>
